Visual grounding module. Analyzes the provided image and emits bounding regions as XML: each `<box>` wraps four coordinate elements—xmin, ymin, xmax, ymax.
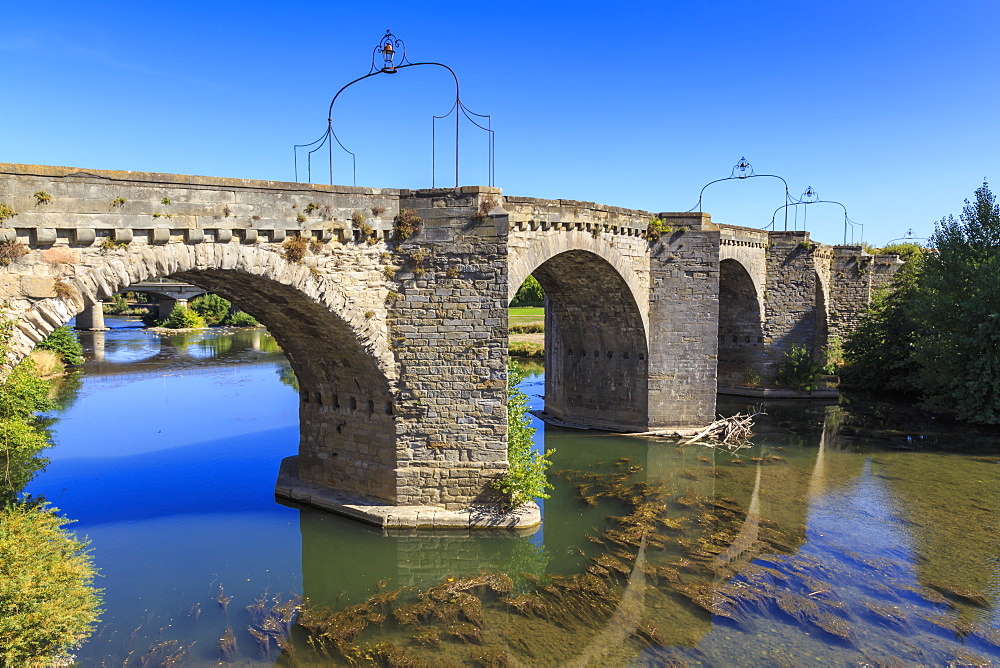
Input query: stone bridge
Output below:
<box><xmin>0</xmin><ymin>164</ymin><xmax>900</xmax><ymax>525</ymax></box>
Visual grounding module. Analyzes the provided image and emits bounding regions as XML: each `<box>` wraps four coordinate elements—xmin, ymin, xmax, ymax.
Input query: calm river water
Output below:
<box><xmin>25</xmin><ymin>322</ymin><xmax>1000</xmax><ymax>666</ymax></box>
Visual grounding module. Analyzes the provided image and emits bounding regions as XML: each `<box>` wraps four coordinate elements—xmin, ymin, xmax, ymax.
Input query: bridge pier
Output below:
<box><xmin>74</xmin><ymin>304</ymin><xmax>108</xmax><ymax>331</ymax></box>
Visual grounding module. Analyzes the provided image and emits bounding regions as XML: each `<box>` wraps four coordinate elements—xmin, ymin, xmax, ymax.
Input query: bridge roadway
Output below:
<box><xmin>0</xmin><ymin>163</ymin><xmax>902</xmax><ymax>527</ymax></box>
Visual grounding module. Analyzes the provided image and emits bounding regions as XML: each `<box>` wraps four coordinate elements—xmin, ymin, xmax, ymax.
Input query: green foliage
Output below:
<box><xmin>161</xmin><ymin>197</ymin><xmax>171</xmax><ymax>205</ymax></box>
<box><xmin>511</xmin><ymin>275</ymin><xmax>545</xmax><ymax>307</ymax></box>
<box><xmin>493</xmin><ymin>361</ymin><xmax>553</xmax><ymax>507</ymax></box>
<box><xmin>160</xmin><ymin>304</ymin><xmax>205</xmax><ymax>329</ymax></box>
<box><xmin>822</xmin><ymin>338</ymin><xmax>844</xmax><ymax>375</ymax></box>
<box><xmin>33</xmin><ymin>191</ymin><xmax>51</xmax><ymax>205</ymax></box>
<box><xmin>775</xmin><ymin>344</ymin><xmax>823</xmax><ymax>391</ymax></box>
<box><xmin>0</xmin><ymin>204</ymin><xmax>16</xmax><ymax>221</ymax></box>
<box><xmin>645</xmin><ymin>218</ymin><xmax>672</xmax><ymax>242</ymax></box>
<box><xmin>36</xmin><ymin>327</ymin><xmax>83</xmax><ymax>366</ymax></box>
<box><xmin>0</xmin><ymin>357</ymin><xmax>54</xmax><ymax>506</ymax></box>
<box><xmin>844</xmin><ymin>181</ymin><xmax>1000</xmax><ymax>423</ymax></box>
<box><xmin>111</xmin><ymin>197</ymin><xmax>126</xmax><ymax>207</ymax></box>
<box><xmin>0</xmin><ymin>503</ymin><xmax>103</xmax><ymax>666</ymax></box>
<box><xmin>876</xmin><ymin>241</ymin><xmax>927</xmax><ymax>262</ymax></box>
<box><xmin>222</xmin><ymin>310</ymin><xmax>258</xmax><ymax>327</ymax></box>
<box><xmin>842</xmin><ymin>254</ymin><xmax>925</xmax><ymax>392</ymax></box>
<box><xmin>909</xmin><ymin>181</ymin><xmax>1000</xmax><ymax>423</ymax></box>
<box><xmin>509</xmin><ymin>342</ymin><xmax>544</xmax><ymax>358</ymax></box>
<box><xmin>98</xmin><ymin>237</ymin><xmax>128</xmax><ymax>251</ymax></box>
<box><xmin>190</xmin><ymin>293</ymin><xmax>231</xmax><ymax>325</ymax></box>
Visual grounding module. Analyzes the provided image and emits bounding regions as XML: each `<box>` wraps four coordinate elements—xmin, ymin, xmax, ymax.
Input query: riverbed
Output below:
<box><xmin>25</xmin><ymin>322</ymin><xmax>1000</xmax><ymax>665</ymax></box>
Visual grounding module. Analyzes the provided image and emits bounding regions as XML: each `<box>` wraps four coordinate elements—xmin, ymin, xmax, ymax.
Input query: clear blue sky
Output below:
<box><xmin>2</xmin><ymin>1</ymin><xmax>998</xmax><ymax>246</ymax></box>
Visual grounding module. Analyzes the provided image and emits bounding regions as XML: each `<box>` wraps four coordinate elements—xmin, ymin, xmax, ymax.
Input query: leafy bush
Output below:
<box><xmin>222</xmin><ymin>310</ymin><xmax>259</xmax><ymax>327</ymax></box>
<box><xmin>0</xmin><ymin>503</ymin><xmax>103</xmax><ymax>666</ymax></box>
<box><xmin>36</xmin><ymin>326</ymin><xmax>83</xmax><ymax>366</ymax></box>
<box><xmin>493</xmin><ymin>361</ymin><xmax>553</xmax><ymax>507</ymax></box>
<box><xmin>511</xmin><ymin>276</ymin><xmax>545</xmax><ymax>307</ymax></box>
<box><xmin>160</xmin><ymin>304</ymin><xmax>205</xmax><ymax>329</ymax></box>
<box><xmin>190</xmin><ymin>293</ymin><xmax>231</xmax><ymax>325</ymax></box>
<box><xmin>645</xmin><ymin>218</ymin><xmax>672</xmax><ymax>242</ymax></box>
<box><xmin>775</xmin><ymin>344</ymin><xmax>823</xmax><ymax>391</ymax></box>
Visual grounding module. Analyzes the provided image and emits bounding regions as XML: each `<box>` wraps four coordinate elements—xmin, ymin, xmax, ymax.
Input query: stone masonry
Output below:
<box><xmin>0</xmin><ymin>163</ymin><xmax>896</xmax><ymax>517</ymax></box>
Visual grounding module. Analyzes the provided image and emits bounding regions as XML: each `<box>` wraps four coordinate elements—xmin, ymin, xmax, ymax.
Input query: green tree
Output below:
<box><xmin>841</xmin><ymin>249</ymin><xmax>927</xmax><ymax>393</ymax></box>
<box><xmin>190</xmin><ymin>293</ymin><xmax>231</xmax><ymax>325</ymax></box>
<box><xmin>511</xmin><ymin>276</ymin><xmax>545</xmax><ymax>307</ymax></box>
<box><xmin>0</xmin><ymin>503</ymin><xmax>103</xmax><ymax>667</ymax></box>
<box><xmin>910</xmin><ymin>181</ymin><xmax>1000</xmax><ymax>422</ymax></box>
<box><xmin>493</xmin><ymin>360</ymin><xmax>553</xmax><ymax>507</ymax></box>
<box><xmin>36</xmin><ymin>326</ymin><xmax>84</xmax><ymax>366</ymax></box>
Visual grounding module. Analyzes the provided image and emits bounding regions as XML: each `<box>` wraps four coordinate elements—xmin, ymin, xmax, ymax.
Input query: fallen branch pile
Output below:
<box><xmin>681</xmin><ymin>408</ymin><xmax>765</xmax><ymax>450</ymax></box>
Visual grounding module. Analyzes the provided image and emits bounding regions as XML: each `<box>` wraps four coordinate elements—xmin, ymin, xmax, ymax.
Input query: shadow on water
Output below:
<box><xmin>23</xmin><ymin>327</ymin><xmax>1000</xmax><ymax>665</ymax></box>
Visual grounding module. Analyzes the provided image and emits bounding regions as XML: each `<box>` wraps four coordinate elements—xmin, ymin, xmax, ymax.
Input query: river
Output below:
<box><xmin>24</xmin><ymin>322</ymin><xmax>1000</xmax><ymax>666</ymax></box>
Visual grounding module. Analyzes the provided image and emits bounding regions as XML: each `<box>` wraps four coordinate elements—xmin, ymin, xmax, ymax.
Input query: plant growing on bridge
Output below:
<box><xmin>33</xmin><ymin>191</ymin><xmax>51</xmax><ymax>205</ymax></box>
<box><xmin>408</xmin><ymin>248</ymin><xmax>431</xmax><ymax>276</ymax></box>
<box><xmin>472</xmin><ymin>196</ymin><xmax>497</xmax><ymax>224</ymax></box>
<box><xmin>0</xmin><ymin>204</ymin><xmax>16</xmax><ymax>222</ymax></box>
<box><xmin>98</xmin><ymin>237</ymin><xmax>128</xmax><ymax>252</ymax></box>
<box><xmin>0</xmin><ymin>240</ymin><xmax>27</xmax><ymax>266</ymax></box>
<box><xmin>393</xmin><ymin>209</ymin><xmax>422</xmax><ymax>242</ymax></box>
<box><xmin>161</xmin><ymin>197</ymin><xmax>171</xmax><ymax>205</ymax></box>
<box><xmin>305</xmin><ymin>202</ymin><xmax>319</xmax><ymax>215</ymax></box>
<box><xmin>371</xmin><ymin>205</ymin><xmax>386</xmax><ymax>217</ymax></box>
<box><xmin>494</xmin><ymin>360</ymin><xmax>553</xmax><ymax>507</ymax></box>
<box><xmin>282</xmin><ymin>236</ymin><xmax>309</xmax><ymax>263</ymax></box>
<box><xmin>644</xmin><ymin>218</ymin><xmax>672</xmax><ymax>242</ymax></box>
<box><xmin>111</xmin><ymin>197</ymin><xmax>126</xmax><ymax>207</ymax></box>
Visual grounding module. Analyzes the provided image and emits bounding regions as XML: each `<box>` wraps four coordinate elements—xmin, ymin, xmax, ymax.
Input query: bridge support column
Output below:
<box><xmin>74</xmin><ymin>304</ymin><xmax>108</xmax><ymax>331</ymax></box>
<box><xmin>761</xmin><ymin>232</ymin><xmax>820</xmax><ymax>380</ymax></box>
<box><xmin>646</xmin><ymin>214</ymin><xmax>720</xmax><ymax>428</ymax></box>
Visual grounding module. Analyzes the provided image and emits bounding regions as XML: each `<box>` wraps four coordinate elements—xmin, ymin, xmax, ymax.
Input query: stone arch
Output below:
<box><xmin>508</xmin><ymin>231</ymin><xmax>649</xmax><ymax>340</ymax></box>
<box><xmin>717</xmin><ymin>258</ymin><xmax>765</xmax><ymax>387</ymax></box>
<box><xmin>11</xmin><ymin>243</ymin><xmax>401</xmax><ymax>503</ymax></box>
<box><xmin>520</xmin><ymin>248</ymin><xmax>649</xmax><ymax>431</ymax></box>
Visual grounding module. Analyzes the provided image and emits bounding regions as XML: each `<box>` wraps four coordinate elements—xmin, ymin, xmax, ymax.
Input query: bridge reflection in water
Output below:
<box><xmin>31</xmin><ymin>324</ymin><xmax>1000</xmax><ymax>664</ymax></box>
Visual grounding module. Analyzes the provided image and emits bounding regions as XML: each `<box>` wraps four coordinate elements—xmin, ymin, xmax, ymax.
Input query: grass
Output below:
<box><xmin>509</xmin><ymin>307</ymin><xmax>544</xmax><ymax>326</ymax></box>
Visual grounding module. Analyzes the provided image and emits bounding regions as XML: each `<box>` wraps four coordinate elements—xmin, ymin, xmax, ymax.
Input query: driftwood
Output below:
<box><xmin>681</xmin><ymin>408</ymin><xmax>765</xmax><ymax>450</ymax></box>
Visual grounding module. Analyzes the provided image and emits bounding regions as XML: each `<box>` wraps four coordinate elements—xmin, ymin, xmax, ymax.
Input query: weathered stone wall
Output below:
<box><xmin>827</xmin><ymin>246</ymin><xmax>904</xmax><ymax>343</ymax></box>
<box><xmin>0</xmin><ymin>162</ymin><xmax>898</xmax><ymax>512</ymax></box>
<box><xmin>389</xmin><ymin>187</ymin><xmax>510</xmax><ymax>508</ymax></box>
<box><xmin>646</xmin><ymin>213</ymin><xmax>720</xmax><ymax>427</ymax></box>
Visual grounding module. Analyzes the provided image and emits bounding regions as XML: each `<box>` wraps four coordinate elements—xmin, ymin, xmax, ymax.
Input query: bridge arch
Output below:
<box><xmin>717</xmin><ymin>258</ymin><xmax>765</xmax><ymax>386</ymax></box>
<box><xmin>12</xmin><ymin>243</ymin><xmax>402</xmax><ymax>503</ymax></box>
<box><xmin>508</xmin><ymin>231</ymin><xmax>649</xmax><ymax>340</ymax></box>
<box><xmin>511</xmin><ymin>244</ymin><xmax>649</xmax><ymax>431</ymax></box>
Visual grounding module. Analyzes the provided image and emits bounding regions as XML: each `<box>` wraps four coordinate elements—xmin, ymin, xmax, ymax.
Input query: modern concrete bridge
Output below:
<box><xmin>0</xmin><ymin>163</ymin><xmax>900</xmax><ymax>524</ymax></box>
<box><xmin>75</xmin><ymin>280</ymin><xmax>209</xmax><ymax>329</ymax></box>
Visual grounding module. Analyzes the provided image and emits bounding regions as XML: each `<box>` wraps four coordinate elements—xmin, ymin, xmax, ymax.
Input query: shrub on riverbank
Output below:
<box><xmin>160</xmin><ymin>304</ymin><xmax>205</xmax><ymax>329</ymax></box>
<box><xmin>843</xmin><ymin>181</ymin><xmax>1000</xmax><ymax>423</ymax></box>
<box><xmin>0</xmin><ymin>503</ymin><xmax>103</xmax><ymax>666</ymax></box>
<box><xmin>190</xmin><ymin>293</ymin><xmax>231</xmax><ymax>325</ymax></box>
<box><xmin>221</xmin><ymin>310</ymin><xmax>259</xmax><ymax>327</ymax></box>
<box><xmin>36</xmin><ymin>326</ymin><xmax>83</xmax><ymax>366</ymax></box>
<box><xmin>509</xmin><ymin>342</ymin><xmax>544</xmax><ymax>359</ymax></box>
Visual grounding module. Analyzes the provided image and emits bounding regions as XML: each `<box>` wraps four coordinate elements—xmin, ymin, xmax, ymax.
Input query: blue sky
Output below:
<box><xmin>2</xmin><ymin>1</ymin><xmax>998</xmax><ymax>245</ymax></box>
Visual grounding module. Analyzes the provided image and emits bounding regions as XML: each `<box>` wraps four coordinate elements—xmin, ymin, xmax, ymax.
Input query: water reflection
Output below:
<box><xmin>21</xmin><ymin>331</ymin><xmax>1000</xmax><ymax>664</ymax></box>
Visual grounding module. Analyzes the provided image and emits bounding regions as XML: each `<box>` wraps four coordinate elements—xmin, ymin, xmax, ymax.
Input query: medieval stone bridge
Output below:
<box><xmin>0</xmin><ymin>164</ymin><xmax>900</xmax><ymax>523</ymax></box>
